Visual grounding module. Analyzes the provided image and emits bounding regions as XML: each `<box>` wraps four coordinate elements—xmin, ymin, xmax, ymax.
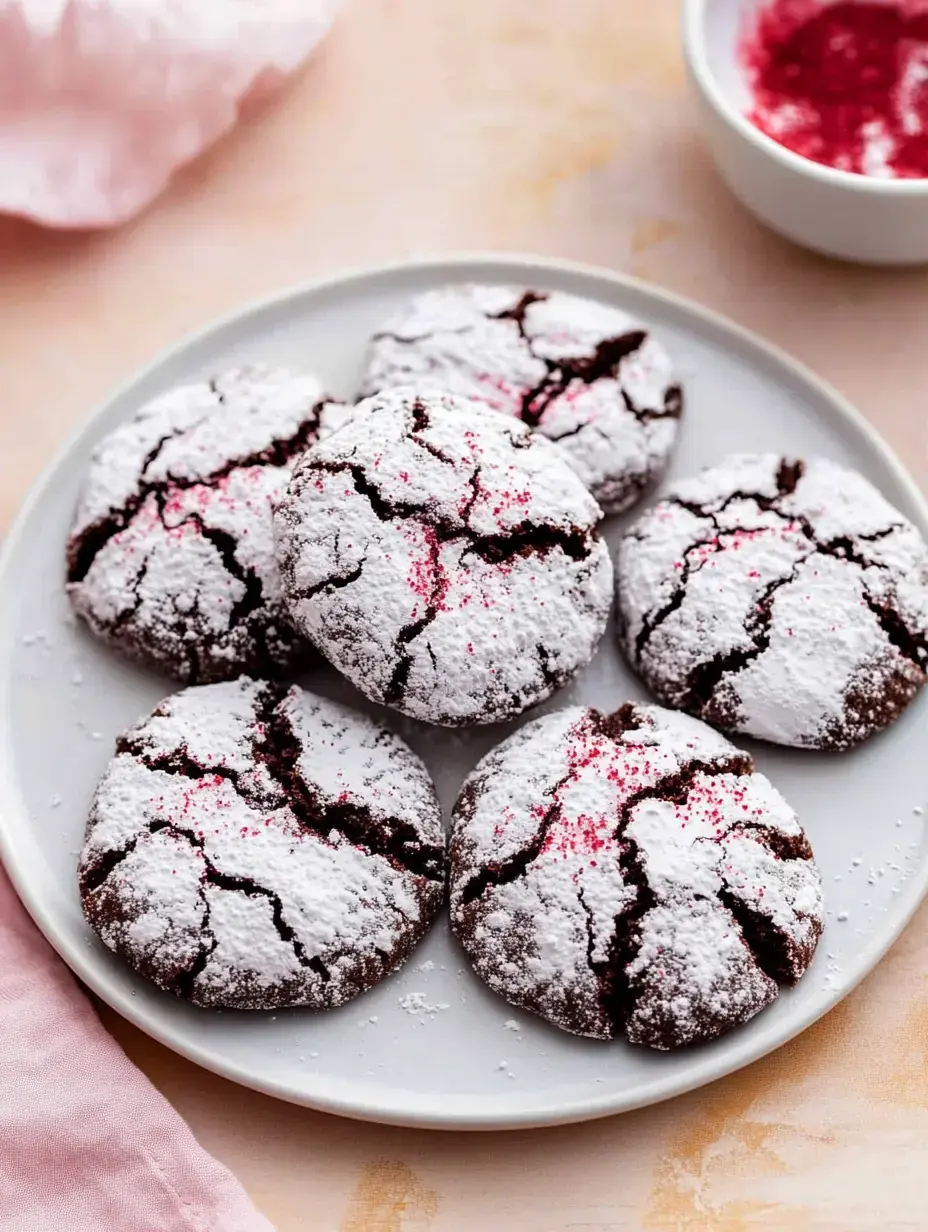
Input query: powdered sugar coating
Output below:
<box><xmin>617</xmin><ymin>454</ymin><xmax>928</xmax><ymax>749</ymax></box>
<box><xmin>274</xmin><ymin>387</ymin><xmax>614</xmax><ymax>727</ymax></box>
<box><xmin>67</xmin><ymin>366</ymin><xmax>343</xmax><ymax>683</ymax></box>
<box><xmin>79</xmin><ymin>679</ymin><xmax>445</xmax><ymax>1010</ymax></box>
<box><xmin>450</xmin><ymin>702</ymin><xmax>823</xmax><ymax>1048</ymax></box>
<box><xmin>360</xmin><ymin>285</ymin><xmax>683</xmax><ymax>514</ymax></box>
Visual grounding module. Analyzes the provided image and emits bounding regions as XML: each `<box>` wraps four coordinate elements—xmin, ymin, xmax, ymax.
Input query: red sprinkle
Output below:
<box><xmin>742</xmin><ymin>0</ymin><xmax>928</xmax><ymax>178</ymax></box>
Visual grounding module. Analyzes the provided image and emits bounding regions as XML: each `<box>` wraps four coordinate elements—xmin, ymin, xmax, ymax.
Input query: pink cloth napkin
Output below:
<box><xmin>0</xmin><ymin>0</ymin><xmax>342</xmax><ymax>228</ymax></box>
<box><xmin>0</xmin><ymin>867</ymin><xmax>273</xmax><ymax>1232</ymax></box>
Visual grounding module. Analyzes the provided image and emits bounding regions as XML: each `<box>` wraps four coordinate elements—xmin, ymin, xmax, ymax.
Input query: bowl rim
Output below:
<box><xmin>681</xmin><ymin>0</ymin><xmax>928</xmax><ymax>196</ymax></box>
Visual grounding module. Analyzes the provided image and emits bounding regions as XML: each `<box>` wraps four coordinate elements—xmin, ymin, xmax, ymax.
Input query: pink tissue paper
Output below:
<box><xmin>0</xmin><ymin>0</ymin><xmax>341</xmax><ymax>228</ymax></box>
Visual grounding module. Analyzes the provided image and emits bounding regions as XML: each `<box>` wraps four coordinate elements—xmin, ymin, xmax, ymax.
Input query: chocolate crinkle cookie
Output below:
<box><xmin>274</xmin><ymin>387</ymin><xmax>614</xmax><ymax>727</ymax></box>
<box><xmin>79</xmin><ymin>679</ymin><xmax>446</xmax><ymax>1010</ymax></box>
<box><xmin>359</xmin><ymin>284</ymin><xmax>682</xmax><ymax>514</ymax></box>
<box><xmin>617</xmin><ymin>454</ymin><xmax>928</xmax><ymax>750</ymax></box>
<box><xmin>450</xmin><ymin>702</ymin><xmax>823</xmax><ymax>1049</ymax></box>
<box><xmin>66</xmin><ymin>366</ymin><xmax>343</xmax><ymax>683</ymax></box>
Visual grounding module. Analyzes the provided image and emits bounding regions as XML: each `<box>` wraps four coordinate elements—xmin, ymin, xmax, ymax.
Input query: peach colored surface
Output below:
<box><xmin>2</xmin><ymin>2</ymin><xmax>927</xmax><ymax>1228</ymax></box>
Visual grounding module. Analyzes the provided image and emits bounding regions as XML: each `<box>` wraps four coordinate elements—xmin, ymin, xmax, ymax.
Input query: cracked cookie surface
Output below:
<box><xmin>617</xmin><ymin>454</ymin><xmax>928</xmax><ymax>749</ymax></box>
<box><xmin>359</xmin><ymin>284</ymin><xmax>682</xmax><ymax>514</ymax></box>
<box><xmin>450</xmin><ymin>702</ymin><xmax>823</xmax><ymax>1048</ymax></box>
<box><xmin>274</xmin><ymin>387</ymin><xmax>614</xmax><ymax>727</ymax></box>
<box><xmin>79</xmin><ymin>679</ymin><xmax>446</xmax><ymax>1010</ymax></box>
<box><xmin>67</xmin><ymin>366</ymin><xmax>342</xmax><ymax>683</ymax></box>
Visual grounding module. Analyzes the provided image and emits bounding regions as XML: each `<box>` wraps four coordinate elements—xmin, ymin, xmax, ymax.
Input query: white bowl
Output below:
<box><xmin>682</xmin><ymin>0</ymin><xmax>928</xmax><ymax>264</ymax></box>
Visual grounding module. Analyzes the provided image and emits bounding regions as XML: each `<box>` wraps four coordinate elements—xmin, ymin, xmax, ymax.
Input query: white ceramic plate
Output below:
<box><xmin>1</xmin><ymin>255</ymin><xmax>926</xmax><ymax>1130</ymax></box>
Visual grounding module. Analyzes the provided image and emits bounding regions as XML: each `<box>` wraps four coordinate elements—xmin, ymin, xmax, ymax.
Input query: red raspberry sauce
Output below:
<box><xmin>742</xmin><ymin>0</ymin><xmax>928</xmax><ymax>177</ymax></box>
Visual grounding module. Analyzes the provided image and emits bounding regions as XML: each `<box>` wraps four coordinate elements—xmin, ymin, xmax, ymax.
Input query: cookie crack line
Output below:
<box><xmin>457</xmin><ymin>464</ymin><xmax>483</xmax><ymax>525</ymax></box>
<box><xmin>666</xmin><ymin>460</ymin><xmax>903</xmax><ymax>566</ymax></box>
<box><xmin>116</xmin><ymin>689</ymin><xmax>445</xmax><ymax>882</ymax></box>
<box><xmin>456</xmin><ymin>702</ymin><xmax>818</xmax><ymax>1034</ymax></box>
<box><xmin>368</xmin><ymin>323</ymin><xmax>477</xmax><ymax>346</ymax></box>
<box><xmin>728</xmin><ymin>822</ymin><xmax>813</xmax><ymax>862</ymax></box>
<box><xmin>542</xmin><ymin>418</ymin><xmax>606</xmax><ymax>445</ymax></box>
<box><xmin>457</xmin><ymin>705</ymin><xmax>752</xmax><ymax>908</ymax></box>
<box><xmin>308</xmin><ymin>458</ymin><xmax>596</xmax><ymax>568</ymax></box>
<box><xmin>864</xmin><ymin>594</ymin><xmax>928</xmax><ymax>667</ymax></box>
<box><xmin>592</xmin><ymin>749</ymin><xmax>755</xmax><ymax>1035</ymax></box>
<box><xmin>252</xmin><ymin>699</ymin><xmax>446</xmax><ymax>882</ymax></box>
<box><xmin>109</xmin><ymin>558</ymin><xmax>150</xmax><ymax>633</ymax></box>
<box><xmin>576</xmin><ymin>885</ymin><xmax>598</xmax><ymax>975</ymax></box>
<box><xmin>376</xmin><ymin>291</ymin><xmax>682</xmax><ymax>436</ymax></box>
<box><xmin>194</xmin><ymin>854</ymin><xmax>331</xmax><ymax>985</ymax></box>
<box><xmin>406</xmin><ymin>395</ymin><xmax>457</xmax><ymax>466</ymax></box>
<box><xmin>172</xmin><ymin>506</ymin><xmax>265</xmax><ymax>628</ymax></box>
<box><xmin>85</xmin><ymin>815</ymin><xmax>331</xmax><ymax>985</ymax></box>
<box><xmin>680</xmin><ymin>557</ymin><xmax>810</xmax><ymax>715</ymax></box>
<box><xmin>66</xmin><ymin>396</ymin><xmax>331</xmax><ymax>584</ymax></box>
<box><xmin>597</xmin><ymin>837</ymin><xmax>656</xmax><ymax>1034</ymax></box>
<box><xmin>383</xmin><ymin>532</ymin><xmax>444</xmax><ymax>707</ymax></box>
<box><xmin>633</xmin><ymin>528</ymin><xmax>724</xmax><ymax>662</ymax></box>
<box><xmin>74</xmin><ymin>486</ymin><xmax>269</xmax><ymax>654</ymax></box>
<box><xmin>535</xmin><ymin>642</ymin><xmax>566</xmax><ymax>692</ymax></box>
<box><xmin>487</xmin><ymin>292</ymin><xmax>678</xmax><ymax>427</ymax></box>
<box><xmin>457</xmin><ymin>791</ymin><xmax>562</xmax><ymax>905</ymax></box>
<box><xmin>664</xmin><ymin>457</ymin><xmax>804</xmax><ymax>525</ymax></box>
<box><xmin>457</xmin><ymin>768</ymin><xmax>576</xmax><ymax>907</ymax></box>
<box><xmin>519</xmin><ymin>330</ymin><xmax>664</xmax><ymax>428</ymax></box>
<box><xmin>716</xmin><ymin>883</ymin><xmax>805</xmax><ymax>986</ymax></box>
<box><xmin>635</xmin><ymin>457</ymin><xmax>917</xmax><ymax>673</ymax></box>
<box><xmin>489</xmin><ymin>289</ymin><xmax>547</xmax><ymax>343</ymax></box>
<box><xmin>632</xmin><ymin>519</ymin><xmax>819</xmax><ymax>663</ymax></box>
<box><xmin>115</xmin><ymin>732</ymin><xmax>243</xmax><ymax>787</ymax></box>
<box><xmin>172</xmin><ymin>914</ymin><xmax>220</xmax><ymax>999</ymax></box>
<box><xmin>293</xmin><ymin>558</ymin><xmax>366</xmax><ymax>602</ymax></box>
<box><xmin>80</xmin><ymin>828</ymin><xmax>151</xmax><ymax>894</ymax></box>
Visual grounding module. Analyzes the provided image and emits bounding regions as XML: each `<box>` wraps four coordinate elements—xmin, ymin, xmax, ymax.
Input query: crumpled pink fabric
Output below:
<box><xmin>0</xmin><ymin>866</ymin><xmax>274</xmax><ymax>1232</ymax></box>
<box><xmin>0</xmin><ymin>0</ymin><xmax>341</xmax><ymax>227</ymax></box>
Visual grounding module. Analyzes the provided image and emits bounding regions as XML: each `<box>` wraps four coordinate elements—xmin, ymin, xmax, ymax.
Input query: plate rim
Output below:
<box><xmin>2</xmin><ymin>251</ymin><xmax>927</xmax><ymax>1130</ymax></box>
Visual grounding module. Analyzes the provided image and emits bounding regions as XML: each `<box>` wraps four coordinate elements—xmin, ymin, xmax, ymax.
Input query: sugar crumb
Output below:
<box><xmin>398</xmin><ymin>992</ymin><xmax>449</xmax><ymax>1018</ymax></box>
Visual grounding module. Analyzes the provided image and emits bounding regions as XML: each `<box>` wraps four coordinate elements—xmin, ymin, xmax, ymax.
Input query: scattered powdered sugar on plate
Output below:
<box><xmin>451</xmin><ymin>701</ymin><xmax>824</xmax><ymax>1050</ymax></box>
<box><xmin>617</xmin><ymin>454</ymin><xmax>928</xmax><ymax>749</ymax></box>
<box><xmin>398</xmin><ymin>992</ymin><xmax>451</xmax><ymax>1018</ymax></box>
